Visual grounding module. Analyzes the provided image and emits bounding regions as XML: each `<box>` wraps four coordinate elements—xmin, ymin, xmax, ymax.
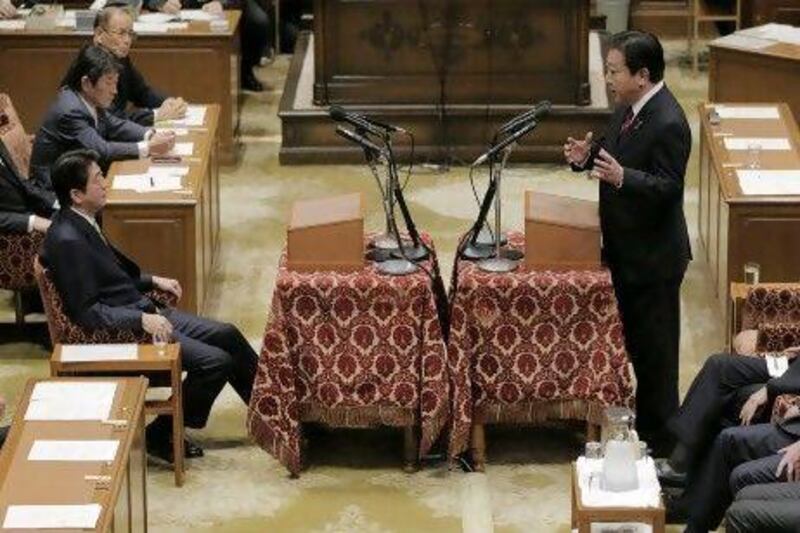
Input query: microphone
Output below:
<box><xmin>335</xmin><ymin>126</ymin><xmax>386</xmax><ymax>157</ymax></box>
<box><xmin>329</xmin><ymin>106</ymin><xmax>408</xmax><ymax>136</ymax></box>
<box><xmin>471</xmin><ymin>119</ymin><xmax>539</xmax><ymax>167</ymax></box>
<box><xmin>496</xmin><ymin>100</ymin><xmax>552</xmax><ymax>137</ymax></box>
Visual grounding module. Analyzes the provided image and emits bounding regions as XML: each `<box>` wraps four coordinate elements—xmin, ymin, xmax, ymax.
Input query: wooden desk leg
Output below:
<box><xmin>470</xmin><ymin>423</ymin><xmax>486</xmax><ymax>472</ymax></box>
<box><xmin>403</xmin><ymin>424</ymin><xmax>418</xmax><ymax>473</ymax></box>
<box><xmin>586</xmin><ymin>421</ymin><xmax>599</xmax><ymax>442</ymax></box>
<box><xmin>172</xmin><ymin>362</ymin><xmax>185</xmax><ymax>487</ymax></box>
<box><xmin>652</xmin><ymin>511</ymin><xmax>666</xmax><ymax>533</ymax></box>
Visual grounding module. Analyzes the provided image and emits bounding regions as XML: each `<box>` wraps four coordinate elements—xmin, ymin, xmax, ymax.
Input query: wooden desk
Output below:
<box><xmin>697</xmin><ymin>102</ymin><xmax>800</xmax><ymax>328</ymax></box>
<box><xmin>709</xmin><ymin>32</ymin><xmax>800</xmax><ymax>122</ymax></box>
<box><xmin>0</xmin><ymin>11</ymin><xmax>240</xmax><ymax>164</ymax></box>
<box><xmin>0</xmin><ymin>377</ymin><xmax>148</xmax><ymax>532</ymax></box>
<box><xmin>103</xmin><ymin>105</ymin><xmax>220</xmax><ymax>314</ymax></box>
<box><xmin>570</xmin><ymin>462</ymin><xmax>665</xmax><ymax>533</ymax></box>
<box><xmin>51</xmin><ymin>344</ymin><xmax>185</xmax><ymax>486</ymax></box>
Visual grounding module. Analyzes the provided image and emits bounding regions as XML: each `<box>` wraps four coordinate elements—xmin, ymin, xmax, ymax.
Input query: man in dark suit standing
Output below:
<box><xmin>91</xmin><ymin>5</ymin><xmax>187</xmax><ymax>126</ymax></box>
<box><xmin>30</xmin><ymin>44</ymin><xmax>175</xmax><ymax>190</ymax></box>
<box><xmin>0</xmin><ymin>140</ymin><xmax>56</xmax><ymax>234</ymax></box>
<box><xmin>564</xmin><ymin>31</ymin><xmax>692</xmax><ymax>455</ymax></box>
<box><xmin>40</xmin><ymin>149</ymin><xmax>259</xmax><ymax>461</ymax></box>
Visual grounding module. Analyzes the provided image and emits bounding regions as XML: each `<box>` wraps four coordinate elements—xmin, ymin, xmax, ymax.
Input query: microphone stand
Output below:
<box><xmin>477</xmin><ymin>144</ymin><xmax>520</xmax><ymax>272</ymax></box>
<box><xmin>386</xmin><ymin>141</ymin><xmax>429</xmax><ymax>263</ymax></box>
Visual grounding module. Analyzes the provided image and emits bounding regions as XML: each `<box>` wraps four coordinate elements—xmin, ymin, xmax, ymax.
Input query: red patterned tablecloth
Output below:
<box><xmin>447</xmin><ymin>232</ymin><xmax>635</xmax><ymax>457</ymax></box>
<box><xmin>247</xmin><ymin>236</ymin><xmax>450</xmax><ymax>475</ymax></box>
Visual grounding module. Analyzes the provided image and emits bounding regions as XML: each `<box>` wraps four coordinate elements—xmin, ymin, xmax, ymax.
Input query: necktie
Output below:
<box><xmin>620</xmin><ymin>107</ymin><xmax>635</xmax><ymax>136</ymax></box>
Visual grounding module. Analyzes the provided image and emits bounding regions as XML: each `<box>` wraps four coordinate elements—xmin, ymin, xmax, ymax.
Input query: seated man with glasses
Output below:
<box><xmin>91</xmin><ymin>4</ymin><xmax>187</xmax><ymax>126</ymax></box>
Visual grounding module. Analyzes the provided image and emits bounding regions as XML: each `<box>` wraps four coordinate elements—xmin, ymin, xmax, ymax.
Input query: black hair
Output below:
<box><xmin>61</xmin><ymin>44</ymin><xmax>121</xmax><ymax>92</ymax></box>
<box><xmin>52</xmin><ymin>149</ymin><xmax>101</xmax><ymax>208</ymax></box>
<box><xmin>609</xmin><ymin>30</ymin><xmax>665</xmax><ymax>83</ymax></box>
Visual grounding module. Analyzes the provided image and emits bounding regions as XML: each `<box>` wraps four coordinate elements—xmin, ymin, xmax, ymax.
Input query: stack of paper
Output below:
<box><xmin>178</xmin><ymin>9</ymin><xmax>217</xmax><ymax>21</ymax></box>
<box><xmin>738</xmin><ymin>170</ymin><xmax>800</xmax><ymax>195</ymax></box>
<box><xmin>740</xmin><ymin>23</ymin><xmax>800</xmax><ymax>45</ymax></box>
<box><xmin>169</xmin><ymin>142</ymin><xmax>194</xmax><ymax>157</ymax></box>
<box><xmin>113</xmin><ymin>165</ymin><xmax>189</xmax><ymax>193</ymax></box>
<box><xmin>713</xmin><ymin>33</ymin><xmax>773</xmax><ymax>51</ymax></box>
<box><xmin>724</xmin><ymin>137</ymin><xmax>792</xmax><ymax>151</ymax></box>
<box><xmin>28</xmin><ymin>440</ymin><xmax>120</xmax><ymax>462</ymax></box>
<box><xmin>25</xmin><ymin>381</ymin><xmax>117</xmax><ymax>421</ymax></box>
<box><xmin>133</xmin><ymin>21</ymin><xmax>188</xmax><ymax>33</ymax></box>
<box><xmin>61</xmin><ymin>343</ymin><xmax>138</xmax><ymax>362</ymax></box>
<box><xmin>164</xmin><ymin>105</ymin><xmax>206</xmax><ymax>127</ymax></box>
<box><xmin>137</xmin><ymin>12</ymin><xmax>175</xmax><ymax>24</ymax></box>
<box><xmin>0</xmin><ymin>20</ymin><xmax>26</xmax><ymax>30</ymax></box>
<box><xmin>714</xmin><ymin>106</ymin><xmax>780</xmax><ymax>120</ymax></box>
<box><xmin>3</xmin><ymin>504</ymin><xmax>102</xmax><ymax>529</ymax></box>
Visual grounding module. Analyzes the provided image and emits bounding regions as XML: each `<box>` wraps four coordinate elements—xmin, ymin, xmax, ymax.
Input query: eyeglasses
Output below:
<box><xmin>104</xmin><ymin>28</ymin><xmax>136</xmax><ymax>39</ymax></box>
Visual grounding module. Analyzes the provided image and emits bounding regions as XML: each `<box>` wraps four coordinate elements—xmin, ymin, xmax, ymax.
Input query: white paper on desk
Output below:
<box><xmin>28</xmin><ymin>439</ymin><xmax>119</xmax><ymax>462</ymax></box>
<box><xmin>149</xmin><ymin>165</ymin><xmax>190</xmax><ymax>177</ymax></box>
<box><xmin>587</xmin><ymin>524</ymin><xmax>653</xmax><ymax>533</ymax></box>
<box><xmin>165</xmin><ymin>105</ymin><xmax>206</xmax><ymax>127</ymax></box>
<box><xmin>3</xmin><ymin>504</ymin><xmax>102</xmax><ymax>529</ymax></box>
<box><xmin>0</xmin><ymin>20</ymin><xmax>26</xmax><ymax>30</ymax></box>
<box><xmin>743</xmin><ymin>23</ymin><xmax>800</xmax><ymax>45</ymax></box>
<box><xmin>113</xmin><ymin>174</ymin><xmax>182</xmax><ymax>193</ymax></box>
<box><xmin>137</xmin><ymin>12</ymin><xmax>175</xmax><ymax>24</ymax></box>
<box><xmin>713</xmin><ymin>33</ymin><xmax>774</xmax><ymax>51</ymax></box>
<box><xmin>714</xmin><ymin>106</ymin><xmax>780</xmax><ymax>120</ymax></box>
<box><xmin>25</xmin><ymin>381</ymin><xmax>117</xmax><ymax>421</ymax></box>
<box><xmin>61</xmin><ymin>343</ymin><xmax>138</xmax><ymax>362</ymax></box>
<box><xmin>737</xmin><ymin>170</ymin><xmax>800</xmax><ymax>195</ymax></box>
<box><xmin>178</xmin><ymin>9</ymin><xmax>216</xmax><ymax>21</ymax></box>
<box><xmin>155</xmin><ymin>127</ymin><xmax>188</xmax><ymax>136</ymax></box>
<box><xmin>170</xmin><ymin>142</ymin><xmax>194</xmax><ymax>157</ymax></box>
<box><xmin>133</xmin><ymin>21</ymin><xmax>169</xmax><ymax>33</ymax></box>
<box><xmin>724</xmin><ymin>137</ymin><xmax>792</xmax><ymax>151</ymax></box>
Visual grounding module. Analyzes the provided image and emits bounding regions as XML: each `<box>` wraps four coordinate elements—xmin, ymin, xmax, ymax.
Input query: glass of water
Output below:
<box><xmin>153</xmin><ymin>335</ymin><xmax>167</xmax><ymax>357</ymax></box>
<box><xmin>747</xmin><ymin>143</ymin><xmax>762</xmax><ymax>169</ymax></box>
<box><xmin>744</xmin><ymin>262</ymin><xmax>761</xmax><ymax>285</ymax></box>
<box><xmin>585</xmin><ymin>441</ymin><xmax>603</xmax><ymax>459</ymax></box>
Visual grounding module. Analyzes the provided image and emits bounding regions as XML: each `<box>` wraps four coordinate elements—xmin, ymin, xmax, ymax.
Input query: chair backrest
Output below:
<box><xmin>0</xmin><ymin>232</ymin><xmax>43</xmax><ymax>291</ymax></box>
<box><xmin>741</xmin><ymin>284</ymin><xmax>800</xmax><ymax>331</ymax></box>
<box><xmin>0</xmin><ymin>93</ymin><xmax>32</xmax><ymax>179</ymax></box>
<box><xmin>33</xmin><ymin>256</ymin><xmax>148</xmax><ymax>346</ymax></box>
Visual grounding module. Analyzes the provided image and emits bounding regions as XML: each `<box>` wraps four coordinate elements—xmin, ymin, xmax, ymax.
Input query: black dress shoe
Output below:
<box><xmin>241</xmin><ymin>71</ymin><xmax>264</xmax><ymax>92</ymax></box>
<box><xmin>663</xmin><ymin>488</ymin><xmax>689</xmax><ymax>524</ymax></box>
<box><xmin>146</xmin><ymin>435</ymin><xmax>204</xmax><ymax>463</ymax></box>
<box><xmin>656</xmin><ymin>457</ymin><xmax>687</xmax><ymax>488</ymax></box>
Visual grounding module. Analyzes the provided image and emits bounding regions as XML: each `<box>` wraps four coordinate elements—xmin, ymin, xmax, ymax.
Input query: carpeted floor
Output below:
<box><xmin>0</xmin><ymin>39</ymin><xmax>725</xmax><ymax>532</ymax></box>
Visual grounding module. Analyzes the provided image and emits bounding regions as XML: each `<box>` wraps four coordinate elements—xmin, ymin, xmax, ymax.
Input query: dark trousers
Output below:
<box><xmin>241</xmin><ymin>0</ymin><xmax>270</xmax><ymax>73</ymax></box>
<box><xmin>685</xmin><ymin>423</ymin><xmax>796</xmax><ymax>532</ymax></box>
<box><xmin>154</xmin><ymin>308</ymin><xmax>258</xmax><ymax>430</ymax></box>
<box><xmin>727</xmin><ymin>481</ymin><xmax>800</xmax><ymax>532</ymax></box>
<box><xmin>0</xmin><ymin>425</ymin><xmax>7</xmax><ymax>448</ymax></box>
<box><xmin>612</xmin><ymin>273</ymin><xmax>683</xmax><ymax>453</ymax></box>
<box><xmin>669</xmin><ymin>353</ymin><xmax>770</xmax><ymax>461</ymax></box>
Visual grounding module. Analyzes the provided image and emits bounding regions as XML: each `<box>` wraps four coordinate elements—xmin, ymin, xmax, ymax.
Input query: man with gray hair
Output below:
<box><xmin>91</xmin><ymin>4</ymin><xmax>187</xmax><ymax>125</ymax></box>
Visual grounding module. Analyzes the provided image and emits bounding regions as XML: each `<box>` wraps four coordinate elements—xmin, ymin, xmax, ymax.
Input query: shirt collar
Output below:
<box><xmin>70</xmin><ymin>206</ymin><xmax>100</xmax><ymax>229</ymax></box>
<box><xmin>78</xmin><ymin>93</ymin><xmax>99</xmax><ymax>126</ymax></box>
<box><xmin>631</xmin><ymin>80</ymin><xmax>664</xmax><ymax>117</ymax></box>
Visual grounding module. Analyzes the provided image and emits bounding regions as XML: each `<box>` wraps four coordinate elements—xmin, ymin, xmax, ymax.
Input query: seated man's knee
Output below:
<box><xmin>724</xmin><ymin>501</ymin><xmax>751</xmax><ymax>533</ymax></box>
<box><xmin>730</xmin><ymin>463</ymin><xmax>756</xmax><ymax>496</ymax></box>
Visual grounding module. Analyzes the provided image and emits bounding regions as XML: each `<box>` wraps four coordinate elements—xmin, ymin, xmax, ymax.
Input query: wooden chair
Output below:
<box><xmin>35</xmin><ymin>258</ymin><xmax>186</xmax><ymax>486</ymax></box>
<box><xmin>0</xmin><ymin>93</ymin><xmax>38</xmax><ymax>325</ymax></box>
<box><xmin>688</xmin><ymin>0</ymin><xmax>742</xmax><ymax>73</ymax></box>
<box><xmin>731</xmin><ymin>282</ymin><xmax>800</xmax><ymax>421</ymax></box>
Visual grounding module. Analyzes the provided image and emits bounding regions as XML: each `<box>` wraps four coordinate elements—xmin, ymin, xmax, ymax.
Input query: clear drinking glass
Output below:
<box><xmin>153</xmin><ymin>335</ymin><xmax>167</xmax><ymax>357</ymax></box>
<box><xmin>744</xmin><ymin>262</ymin><xmax>761</xmax><ymax>285</ymax></box>
<box><xmin>747</xmin><ymin>143</ymin><xmax>762</xmax><ymax>169</ymax></box>
<box><xmin>585</xmin><ymin>441</ymin><xmax>603</xmax><ymax>460</ymax></box>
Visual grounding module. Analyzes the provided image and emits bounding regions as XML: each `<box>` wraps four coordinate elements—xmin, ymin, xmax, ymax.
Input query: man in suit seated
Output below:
<box><xmin>658</xmin><ymin>336</ymin><xmax>800</xmax><ymax>531</ymax></box>
<box><xmin>30</xmin><ymin>44</ymin><xmax>175</xmax><ymax>190</ymax></box>
<box><xmin>145</xmin><ymin>0</ymin><xmax>269</xmax><ymax>92</ymax></box>
<box><xmin>41</xmin><ymin>149</ymin><xmax>259</xmax><ymax>462</ymax></box>
<box><xmin>0</xmin><ymin>139</ymin><xmax>56</xmax><ymax>235</ymax></box>
<box><xmin>92</xmin><ymin>4</ymin><xmax>187</xmax><ymax>126</ymax></box>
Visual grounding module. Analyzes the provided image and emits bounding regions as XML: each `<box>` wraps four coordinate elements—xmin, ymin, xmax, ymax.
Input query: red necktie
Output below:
<box><xmin>620</xmin><ymin>107</ymin><xmax>635</xmax><ymax>136</ymax></box>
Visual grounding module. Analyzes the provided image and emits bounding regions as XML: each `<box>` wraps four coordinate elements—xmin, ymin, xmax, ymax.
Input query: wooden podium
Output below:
<box><xmin>287</xmin><ymin>193</ymin><xmax>365</xmax><ymax>272</ymax></box>
<box><xmin>524</xmin><ymin>191</ymin><xmax>601</xmax><ymax>270</ymax></box>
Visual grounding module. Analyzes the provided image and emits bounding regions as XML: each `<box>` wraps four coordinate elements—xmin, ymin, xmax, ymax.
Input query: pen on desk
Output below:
<box><xmin>150</xmin><ymin>176</ymin><xmax>155</xmax><ymax>188</ymax></box>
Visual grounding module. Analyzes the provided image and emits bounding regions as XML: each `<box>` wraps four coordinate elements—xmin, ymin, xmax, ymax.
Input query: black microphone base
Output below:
<box><xmin>391</xmin><ymin>244</ymin><xmax>429</xmax><ymax>262</ymax></box>
<box><xmin>460</xmin><ymin>242</ymin><xmax>494</xmax><ymax>260</ymax></box>
<box><xmin>474</xmin><ymin>227</ymin><xmax>508</xmax><ymax>247</ymax></box>
<box><xmin>376</xmin><ymin>259</ymin><xmax>418</xmax><ymax>276</ymax></box>
<box><xmin>478</xmin><ymin>256</ymin><xmax>519</xmax><ymax>273</ymax></box>
<box><xmin>366</xmin><ymin>248</ymin><xmax>396</xmax><ymax>263</ymax></box>
<box><xmin>501</xmin><ymin>248</ymin><xmax>524</xmax><ymax>261</ymax></box>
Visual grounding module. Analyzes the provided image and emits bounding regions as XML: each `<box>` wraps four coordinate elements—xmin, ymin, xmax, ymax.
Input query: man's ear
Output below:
<box><xmin>80</xmin><ymin>75</ymin><xmax>93</xmax><ymax>93</ymax></box>
<box><xmin>69</xmin><ymin>188</ymin><xmax>83</xmax><ymax>206</ymax></box>
<box><xmin>638</xmin><ymin>67</ymin><xmax>651</xmax><ymax>85</ymax></box>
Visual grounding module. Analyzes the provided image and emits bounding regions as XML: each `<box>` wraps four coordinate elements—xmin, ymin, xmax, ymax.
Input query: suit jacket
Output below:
<box><xmin>574</xmin><ymin>86</ymin><xmax>692</xmax><ymax>285</ymax></box>
<box><xmin>109</xmin><ymin>57</ymin><xmax>166</xmax><ymax>127</ymax></box>
<box><xmin>0</xmin><ymin>141</ymin><xmax>56</xmax><ymax>233</ymax></box>
<box><xmin>40</xmin><ymin>208</ymin><xmax>155</xmax><ymax>332</ymax></box>
<box><xmin>29</xmin><ymin>88</ymin><xmax>147</xmax><ymax>190</ymax></box>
